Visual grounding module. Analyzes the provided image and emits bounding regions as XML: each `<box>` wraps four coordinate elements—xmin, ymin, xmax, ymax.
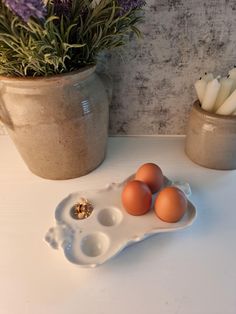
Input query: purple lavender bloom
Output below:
<box><xmin>4</xmin><ymin>0</ymin><xmax>46</xmax><ymax>22</ymax></box>
<box><xmin>117</xmin><ymin>0</ymin><xmax>146</xmax><ymax>13</ymax></box>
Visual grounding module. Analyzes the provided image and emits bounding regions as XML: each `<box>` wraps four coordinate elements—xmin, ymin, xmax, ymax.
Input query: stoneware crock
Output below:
<box><xmin>0</xmin><ymin>66</ymin><xmax>112</xmax><ymax>179</ymax></box>
<box><xmin>185</xmin><ymin>100</ymin><xmax>236</xmax><ymax>170</ymax></box>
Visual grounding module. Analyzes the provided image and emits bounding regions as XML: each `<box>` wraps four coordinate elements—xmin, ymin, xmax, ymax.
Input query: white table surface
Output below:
<box><xmin>0</xmin><ymin>135</ymin><xmax>236</xmax><ymax>314</ymax></box>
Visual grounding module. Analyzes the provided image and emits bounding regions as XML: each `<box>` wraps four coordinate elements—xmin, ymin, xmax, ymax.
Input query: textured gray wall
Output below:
<box><xmin>1</xmin><ymin>0</ymin><xmax>236</xmax><ymax>136</ymax></box>
<box><xmin>108</xmin><ymin>0</ymin><xmax>236</xmax><ymax>135</ymax></box>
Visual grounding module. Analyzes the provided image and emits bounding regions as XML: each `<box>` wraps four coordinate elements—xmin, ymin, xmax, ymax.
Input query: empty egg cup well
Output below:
<box><xmin>97</xmin><ymin>207</ymin><xmax>123</xmax><ymax>227</ymax></box>
<box><xmin>80</xmin><ymin>232</ymin><xmax>110</xmax><ymax>258</ymax></box>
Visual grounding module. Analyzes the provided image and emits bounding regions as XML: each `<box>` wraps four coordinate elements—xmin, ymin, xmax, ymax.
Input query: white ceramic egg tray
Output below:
<box><xmin>45</xmin><ymin>176</ymin><xmax>197</xmax><ymax>268</ymax></box>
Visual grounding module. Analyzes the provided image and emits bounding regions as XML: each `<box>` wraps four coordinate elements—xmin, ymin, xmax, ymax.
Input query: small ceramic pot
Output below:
<box><xmin>185</xmin><ymin>100</ymin><xmax>236</xmax><ymax>170</ymax></box>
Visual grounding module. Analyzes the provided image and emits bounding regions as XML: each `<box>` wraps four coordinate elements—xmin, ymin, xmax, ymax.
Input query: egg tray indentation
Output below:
<box><xmin>45</xmin><ymin>176</ymin><xmax>197</xmax><ymax>268</ymax></box>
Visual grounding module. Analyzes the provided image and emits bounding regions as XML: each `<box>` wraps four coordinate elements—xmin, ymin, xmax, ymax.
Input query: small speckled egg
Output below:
<box><xmin>135</xmin><ymin>163</ymin><xmax>164</xmax><ymax>194</ymax></box>
<box><xmin>122</xmin><ymin>180</ymin><xmax>152</xmax><ymax>216</ymax></box>
<box><xmin>154</xmin><ymin>187</ymin><xmax>187</xmax><ymax>223</ymax></box>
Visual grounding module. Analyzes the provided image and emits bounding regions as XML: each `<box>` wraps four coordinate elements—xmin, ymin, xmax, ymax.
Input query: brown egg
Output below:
<box><xmin>122</xmin><ymin>180</ymin><xmax>152</xmax><ymax>216</ymax></box>
<box><xmin>135</xmin><ymin>163</ymin><xmax>164</xmax><ymax>194</ymax></box>
<box><xmin>154</xmin><ymin>187</ymin><xmax>187</xmax><ymax>223</ymax></box>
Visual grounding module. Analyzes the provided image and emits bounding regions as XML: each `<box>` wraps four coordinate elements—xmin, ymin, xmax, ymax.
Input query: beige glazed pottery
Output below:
<box><xmin>0</xmin><ymin>66</ymin><xmax>112</xmax><ymax>179</ymax></box>
<box><xmin>185</xmin><ymin>100</ymin><xmax>236</xmax><ymax>170</ymax></box>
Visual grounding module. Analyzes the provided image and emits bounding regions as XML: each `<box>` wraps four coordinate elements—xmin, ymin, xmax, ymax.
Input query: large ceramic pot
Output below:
<box><xmin>0</xmin><ymin>66</ymin><xmax>112</xmax><ymax>179</ymax></box>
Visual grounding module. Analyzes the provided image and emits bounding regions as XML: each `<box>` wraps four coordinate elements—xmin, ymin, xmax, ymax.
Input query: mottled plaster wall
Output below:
<box><xmin>1</xmin><ymin>0</ymin><xmax>236</xmax><ymax>136</ymax></box>
<box><xmin>108</xmin><ymin>0</ymin><xmax>236</xmax><ymax>135</ymax></box>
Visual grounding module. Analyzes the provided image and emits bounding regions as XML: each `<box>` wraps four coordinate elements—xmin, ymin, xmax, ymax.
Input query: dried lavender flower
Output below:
<box><xmin>4</xmin><ymin>0</ymin><xmax>46</xmax><ymax>22</ymax></box>
<box><xmin>117</xmin><ymin>0</ymin><xmax>146</xmax><ymax>13</ymax></box>
<box><xmin>53</xmin><ymin>0</ymin><xmax>71</xmax><ymax>17</ymax></box>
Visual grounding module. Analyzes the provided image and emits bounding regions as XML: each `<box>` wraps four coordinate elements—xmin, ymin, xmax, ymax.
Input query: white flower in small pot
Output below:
<box><xmin>0</xmin><ymin>0</ymin><xmax>145</xmax><ymax>179</ymax></box>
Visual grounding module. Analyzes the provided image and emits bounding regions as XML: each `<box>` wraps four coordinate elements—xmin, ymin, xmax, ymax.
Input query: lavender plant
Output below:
<box><xmin>3</xmin><ymin>0</ymin><xmax>46</xmax><ymax>21</ymax></box>
<box><xmin>0</xmin><ymin>0</ymin><xmax>145</xmax><ymax>77</ymax></box>
<box><xmin>117</xmin><ymin>0</ymin><xmax>145</xmax><ymax>13</ymax></box>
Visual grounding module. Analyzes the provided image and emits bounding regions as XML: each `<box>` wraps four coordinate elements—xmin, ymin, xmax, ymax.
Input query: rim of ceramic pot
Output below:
<box><xmin>193</xmin><ymin>100</ymin><xmax>236</xmax><ymax>121</ymax></box>
<box><xmin>0</xmin><ymin>65</ymin><xmax>96</xmax><ymax>84</ymax></box>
